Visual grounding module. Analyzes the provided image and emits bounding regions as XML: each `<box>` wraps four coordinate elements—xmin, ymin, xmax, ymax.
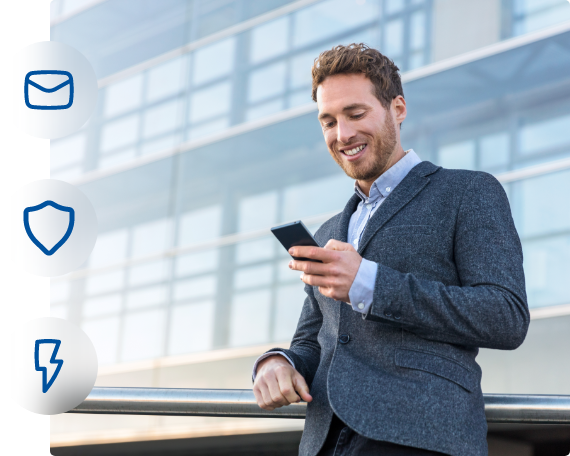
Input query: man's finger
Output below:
<box><xmin>289</xmin><ymin>246</ymin><xmax>339</xmax><ymax>263</ymax></box>
<box><xmin>293</xmin><ymin>373</ymin><xmax>313</xmax><ymax>402</ymax></box>
<box><xmin>257</xmin><ymin>381</ymin><xmax>276</xmax><ymax>410</ymax></box>
<box><xmin>275</xmin><ymin>368</ymin><xmax>301</xmax><ymax>404</ymax></box>
<box><xmin>289</xmin><ymin>259</ymin><xmax>329</xmax><ymax>275</ymax></box>
<box><xmin>302</xmin><ymin>273</ymin><xmax>332</xmax><ymax>288</ymax></box>
<box><xmin>266</xmin><ymin>372</ymin><xmax>289</xmax><ymax>407</ymax></box>
<box><xmin>253</xmin><ymin>385</ymin><xmax>268</xmax><ymax>409</ymax></box>
<box><xmin>324</xmin><ymin>239</ymin><xmax>356</xmax><ymax>252</ymax></box>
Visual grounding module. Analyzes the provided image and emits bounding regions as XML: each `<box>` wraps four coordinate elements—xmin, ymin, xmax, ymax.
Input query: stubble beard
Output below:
<box><xmin>330</xmin><ymin>112</ymin><xmax>398</xmax><ymax>181</ymax></box>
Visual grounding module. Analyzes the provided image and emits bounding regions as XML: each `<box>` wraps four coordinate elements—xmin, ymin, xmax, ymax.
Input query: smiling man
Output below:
<box><xmin>252</xmin><ymin>44</ymin><xmax>529</xmax><ymax>456</ymax></box>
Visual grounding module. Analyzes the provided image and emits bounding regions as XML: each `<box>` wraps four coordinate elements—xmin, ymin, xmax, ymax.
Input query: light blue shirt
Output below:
<box><xmin>347</xmin><ymin>149</ymin><xmax>422</xmax><ymax>314</ymax></box>
<box><xmin>252</xmin><ymin>149</ymin><xmax>422</xmax><ymax>380</ymax></box>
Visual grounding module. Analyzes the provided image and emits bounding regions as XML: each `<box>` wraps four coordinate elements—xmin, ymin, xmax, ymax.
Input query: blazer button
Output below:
<box><xmin>384</xmin><ymin>311</ymin><xmax>392</xmax><ymax>317</ymax></box>
<box><xmin>338</xmin><ymin>334</ymin><xmax>350</xmax><ymax>344</ymax></box>
<box><xmin>394</xmin><ymin>313</ymin><xmax>401</xmax><ymax>320</ymax></box>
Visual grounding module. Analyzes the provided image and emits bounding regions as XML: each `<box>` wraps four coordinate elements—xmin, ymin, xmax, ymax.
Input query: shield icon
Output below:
<box><xmin>23</xmin><ymin>201</ymin><xmax>75</xmax><ymax>256</ymax></box>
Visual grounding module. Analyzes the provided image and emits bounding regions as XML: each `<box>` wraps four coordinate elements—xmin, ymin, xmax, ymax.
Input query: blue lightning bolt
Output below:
<box><xmin>34</xmin><ymin>339</ymin><xmax>64</xmax><ymax>393</ymax></box>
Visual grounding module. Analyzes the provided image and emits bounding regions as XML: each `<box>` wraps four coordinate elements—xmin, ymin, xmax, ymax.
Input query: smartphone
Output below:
<box><xmin>271</xmin><ymin>220</ymin><xmax>322</xmax><ymax>262</ymax></box>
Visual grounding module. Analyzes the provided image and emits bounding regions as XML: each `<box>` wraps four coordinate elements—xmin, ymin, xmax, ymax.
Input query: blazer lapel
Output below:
<box><xmin>335</xmin><ymin>193</ymin><xmax>360</xmax><ymax>242</ymax></box>
<box><xmin>357</xmin><ymin>161</ymin><xmax>440</xmax><ymax>254</ymax></box>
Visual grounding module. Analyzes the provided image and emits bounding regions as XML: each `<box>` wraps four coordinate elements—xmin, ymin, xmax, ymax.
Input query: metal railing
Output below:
<box><xmin>68</xmin><ymin>387</ymin><xmax>570</xmax><ymax>424</ymax></box>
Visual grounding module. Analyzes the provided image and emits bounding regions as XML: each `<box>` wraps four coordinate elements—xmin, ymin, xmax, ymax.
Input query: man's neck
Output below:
<box><xmin>357</xmin><ymin>146</ymin><xmax>406</xmax><ymax>197</ymax></box>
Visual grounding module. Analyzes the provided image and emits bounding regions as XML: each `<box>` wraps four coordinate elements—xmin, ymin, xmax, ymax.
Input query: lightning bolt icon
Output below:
<box><xmin>34</xmin><ymin>339</ymin><xmax>64</xmax><ymax>393</ymax></box>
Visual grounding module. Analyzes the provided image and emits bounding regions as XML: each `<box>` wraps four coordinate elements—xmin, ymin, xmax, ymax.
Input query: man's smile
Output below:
<box><xmin>339</xmin><ymin>143</ymin><xmax>368</xmax><ymax>161</ymax></box>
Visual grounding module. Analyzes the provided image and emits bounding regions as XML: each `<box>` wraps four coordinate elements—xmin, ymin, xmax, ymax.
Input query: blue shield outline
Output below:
<box><xmin>23</xmin><ymin>201</ymin><xmax>75</xmax><ymax>256</ymax></box>
<box><xmin>24</xmin><ymin>70</ymin><xmax>74</xmax><ymax>110</ymax></box>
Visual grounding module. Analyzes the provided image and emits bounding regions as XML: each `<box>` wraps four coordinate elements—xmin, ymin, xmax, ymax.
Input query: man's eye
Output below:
<box><xmin>352</xmin><ymin>113</ymin><xmax>364</xmax><ymax>119</ymax></box>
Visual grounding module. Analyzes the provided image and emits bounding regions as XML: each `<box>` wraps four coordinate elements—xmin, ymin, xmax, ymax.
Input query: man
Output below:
<box><xmin>252</xmin><ymin>44</ymin><xmax>529</xmax><ymax>456</ymax></box>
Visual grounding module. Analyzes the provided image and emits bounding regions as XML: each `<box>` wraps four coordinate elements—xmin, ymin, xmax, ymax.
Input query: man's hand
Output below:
<box><xmin>289</xmin><ymin>239</ymin><xmax>362</xmax><ymax>302</ymax></box>
<box><xmin>253</xmin><ymin>355</ymin><xmax>313</xmax><ymax>411</ymax></box>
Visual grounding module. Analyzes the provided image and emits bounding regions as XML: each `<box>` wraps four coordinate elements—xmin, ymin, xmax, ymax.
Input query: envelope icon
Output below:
<box><xmin>24</xmin><ymin>70</ymin><xmax>74</xmax><ymax>110</ymax></box>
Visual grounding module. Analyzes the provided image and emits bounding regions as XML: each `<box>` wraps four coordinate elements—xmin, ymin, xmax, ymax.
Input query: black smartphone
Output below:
<box><xmin>271</xmin><ymin>220</ymin><xmax>322</xmax><ymax>262</ymax></box>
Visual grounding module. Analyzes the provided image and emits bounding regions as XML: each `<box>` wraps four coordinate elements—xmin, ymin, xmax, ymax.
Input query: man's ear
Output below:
<box><xmin>392</xmin><ymin>95</ymin><xmax>406</xmax><ymax>130</ymax></box>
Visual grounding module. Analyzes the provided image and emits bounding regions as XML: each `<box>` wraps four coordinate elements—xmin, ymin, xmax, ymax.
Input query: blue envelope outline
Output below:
<box><xmin>24</xmin><ymin>70</ymin><xmax>74</xmax><ymax>110</ymax></box>
<box><xmin>24</xmin><ymin>201</ymin><xmax>75</xmax><ymax>256</ymax></box>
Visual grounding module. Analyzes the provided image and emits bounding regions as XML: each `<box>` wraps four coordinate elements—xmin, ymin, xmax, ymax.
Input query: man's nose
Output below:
<box><xmin>337</xmin><ymin>118</ymin><xmax>356</xmax><ymax>145</ymax></box>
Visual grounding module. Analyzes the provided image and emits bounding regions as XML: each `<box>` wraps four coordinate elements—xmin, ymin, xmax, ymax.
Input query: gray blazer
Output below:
<box><xmin>261</xmin><ymin>161</ymin><xmax>530</xmax><ymax>456</ymax></box>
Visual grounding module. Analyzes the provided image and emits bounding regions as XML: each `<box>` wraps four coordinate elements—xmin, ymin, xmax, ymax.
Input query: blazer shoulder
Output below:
<box><xmin>431</xmin><ymin>167</ymin><xmax>504</xmax><ymax>191</ymax></box>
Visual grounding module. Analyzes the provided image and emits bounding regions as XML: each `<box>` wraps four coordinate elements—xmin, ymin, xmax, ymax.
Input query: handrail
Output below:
<box><xmin>68</xmin><ymin>388</ymin><xmax>570</xmax><ymax>424</ymax></box>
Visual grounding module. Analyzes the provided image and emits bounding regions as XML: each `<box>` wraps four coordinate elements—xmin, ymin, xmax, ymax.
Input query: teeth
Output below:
<box><xmin>344</xmin><ymin>144</ymin><xmax>365</xmax><ymax>156</ymax></box>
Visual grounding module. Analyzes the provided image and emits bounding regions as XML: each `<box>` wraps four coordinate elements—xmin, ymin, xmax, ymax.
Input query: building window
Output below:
<box><xmin>505</xmin><ymin>0</ymin><xmax>570</xmax><ymax>37</ymax></box>
<box><xmin>245</xmin><ymin>0</ymin><xmax>432</xmax><ymax>121</ymax></box>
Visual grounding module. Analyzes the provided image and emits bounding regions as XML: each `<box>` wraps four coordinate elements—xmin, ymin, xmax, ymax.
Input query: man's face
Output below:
<box><xmin>316</xmin><ymin>73</ymin><xmax>404</xmax><ymax>183</ymax></box>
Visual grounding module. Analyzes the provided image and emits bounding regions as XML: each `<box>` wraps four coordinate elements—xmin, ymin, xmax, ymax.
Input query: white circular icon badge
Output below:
<box><xmin>13</xmin><ymin>317</ymin><xmax>98</xmax><ymax>415</ymax></box>
<box><xmin>18</xmin><ymin>41</ymin><xmax>98</xmax><ymax>139</ymax></box>
<box><xmin>15</xmin><ymin>179</ymin><xmax>98</xmax><ymax>277</ymax></box>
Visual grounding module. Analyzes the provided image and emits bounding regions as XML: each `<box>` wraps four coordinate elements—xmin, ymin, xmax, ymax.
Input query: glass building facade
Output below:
<box><xmin>50</xmin><ymin>0</ymin><xmax>570</xmax><ymax>454</ymax></box>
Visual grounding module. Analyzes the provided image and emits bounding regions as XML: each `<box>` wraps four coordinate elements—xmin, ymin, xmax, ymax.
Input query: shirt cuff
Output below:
<box><xmin>252</xmin><ymin>351</ymin><xmax>295</xmax><ymax>382</ymax></box>
<box><xmin>348</xmin><ymin>258</ymin><xmax>378</xmax><ymax>314</ymax></box>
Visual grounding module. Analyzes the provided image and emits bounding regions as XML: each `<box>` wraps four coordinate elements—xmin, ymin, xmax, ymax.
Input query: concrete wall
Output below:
<box><xmin>431</xmin><ymin>0</ymin><xmax>502</xmax><ymax>62</ymax></box>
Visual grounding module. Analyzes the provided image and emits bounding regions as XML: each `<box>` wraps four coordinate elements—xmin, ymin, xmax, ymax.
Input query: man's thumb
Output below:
<box><xmin>324</xmin><ymin>239</ymin><xmax>354</xmax><ymax>252</ymax></box>
<box><xmin>293</xmin><ymin>374</ymin><xmax>313</xmax><ymax>402</ymax></box>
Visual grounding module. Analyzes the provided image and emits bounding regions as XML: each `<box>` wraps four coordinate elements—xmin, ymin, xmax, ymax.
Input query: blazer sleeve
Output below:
<box><xmin>253</xmin><ymin>283</ymin><xmax>323</xmax><ymax>386</ymax></box>
<box><xmin>363</xmin><ymin>172</ymin><xmax>530</xmax><ymax>350</ymax></box>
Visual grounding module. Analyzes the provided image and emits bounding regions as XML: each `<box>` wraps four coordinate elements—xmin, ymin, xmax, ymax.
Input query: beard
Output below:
<box><xmin>329</xmin><ymin>112</ymin><xmax>398</xmax><ymax>181</ymax></box>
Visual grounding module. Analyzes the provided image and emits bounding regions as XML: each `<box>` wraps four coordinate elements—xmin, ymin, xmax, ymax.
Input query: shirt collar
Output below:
<box><xmin>354</xmin><ymin>149</ymin><xmax>422</xmax><ymax>203</ymax></box>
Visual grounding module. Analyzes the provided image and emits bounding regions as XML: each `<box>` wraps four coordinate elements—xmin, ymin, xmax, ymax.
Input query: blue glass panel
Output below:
<box><xmin>523</xmin><ymin>234</ymin><xmax>570</xmax><ymax>307</ymax></box>
<box><xmin>293</xmin><ymin>0</ymin><xmax>380</xmax><ymax>48</ymax></box>
<box><xmin>290</xmin><ymin>50</ymin><xmax>316</xmax><ymax>90</ymax></box>
<box><xmin>248</xmin><ymin>61</ymin><xmax>287</xmax><ymax>103</ymax></box>
<box><xmin>100</xmin><ymin>114</ymin><xmax>140</xmax><ymax>154</ymax></box>
<box><xmin>480</xmin><ymin>132</ymin><xmax>510</xmax><ymax>170</ymax></box>
<box><xmin>80</xmin><ymin>157</ymin><xmax>174</xmax><ymax>231</ymax></box>
<box><xmin>168</xmin><ymin>301</ymin><xmax>215</xmax><ymax>354</ymax></box>
<box><xmin>250</xmin><ymin>16</ymin><xmax>290</xmax><ymax>63</ymax></box>
<box><xmin>513</xmin><ymin>0</ymin><xmax>570</xmax><ymax>35</ymax></box>
<box><xmin>82</xmin><ymin>317</ymin><xmax>120</xmax><ymax>365</ymax></box>
<box><xmin>234</xmin><ymin>264</ymin><xmax>274</xmax><ymax>290</ymax></box>
<box><xmin>274</xmin><ymin>283</ymin><xmax>306</xmax><ymax>341</ymax></box>
<box><xmin>189</xmin><ymin>82</ymin><xmax>232</xmax><ymax>123</ymax></box>
<box><xmin>246</xmin><ymin>99</ymin><xmax>284</xmax><ymax>121</ymax></box>
<box><xmin>513</xmin><ymin>168</ymin><xmax>570</xmax><ymax>238</ymax></box>
<box><xmin>189</xmin><ymin>118</ymin><xmax>230</xmax><ymax>139</ymax></box>
<box><xmin>142</xmin><ymin>99</ymin><xmax>184</xmax><ymax>139</ymax></box>
<box><xmin>386</xmin><ymin>0</ymin><xmax>405</xmax><ymax>14</ymax></box>
<box><xmin>121</xmin><ymin>309</ymin><xmax>166</xmax><ymax>361</ymax></box>
<box><xmin>438</xmin><ymin>140</ymin><xmax>476</xmax><ymax>170</ymax></box>
<box><xmin>384</xmin><ymin>19</ymin><xmax>404</xmax><ymax>58</ymax></box>
<box><xmin>51</xmin><ymin>0</ymin><xmax>189</xmax><ymax>78</ymax></box>
<box><xmin>410</xmin><ymin>10</ymin><xmax>426</xmax><ymax>50</ymax></box>
<box><xmin>519</xmin><ymin>114</ymin><xmax>570</xmax><ymax>156</ymax></box>
<box><xmin>104</xmin><ymin>74</ymin><xmax>143</xmax><ymax>118</ymax></box>
<box><xmin>192</xmin><ymin>37</ymin><xmax>236</xmax><ymax>85</ymax></box>
<box><xmin>229</xmin><ymin>289</ymin><xmax>271</xmax><ymax>347</ymax></box>
<box><xmin>146</xmin><ymin>56</ymin><xmax>187</xmax><ymax>103</ymax></box>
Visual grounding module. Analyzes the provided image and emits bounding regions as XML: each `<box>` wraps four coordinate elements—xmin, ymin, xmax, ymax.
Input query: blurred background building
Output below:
<box><xmin>49</xmin><ymin>0</ymin><xmax>570</xmax><ymax>455</ymax></box>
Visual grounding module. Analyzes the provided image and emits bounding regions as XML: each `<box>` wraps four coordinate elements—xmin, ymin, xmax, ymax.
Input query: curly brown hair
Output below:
<box><xmin>311</xmin><ymin>43</ymin><xmax>403</xmax><ymax>109</ymax></box>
